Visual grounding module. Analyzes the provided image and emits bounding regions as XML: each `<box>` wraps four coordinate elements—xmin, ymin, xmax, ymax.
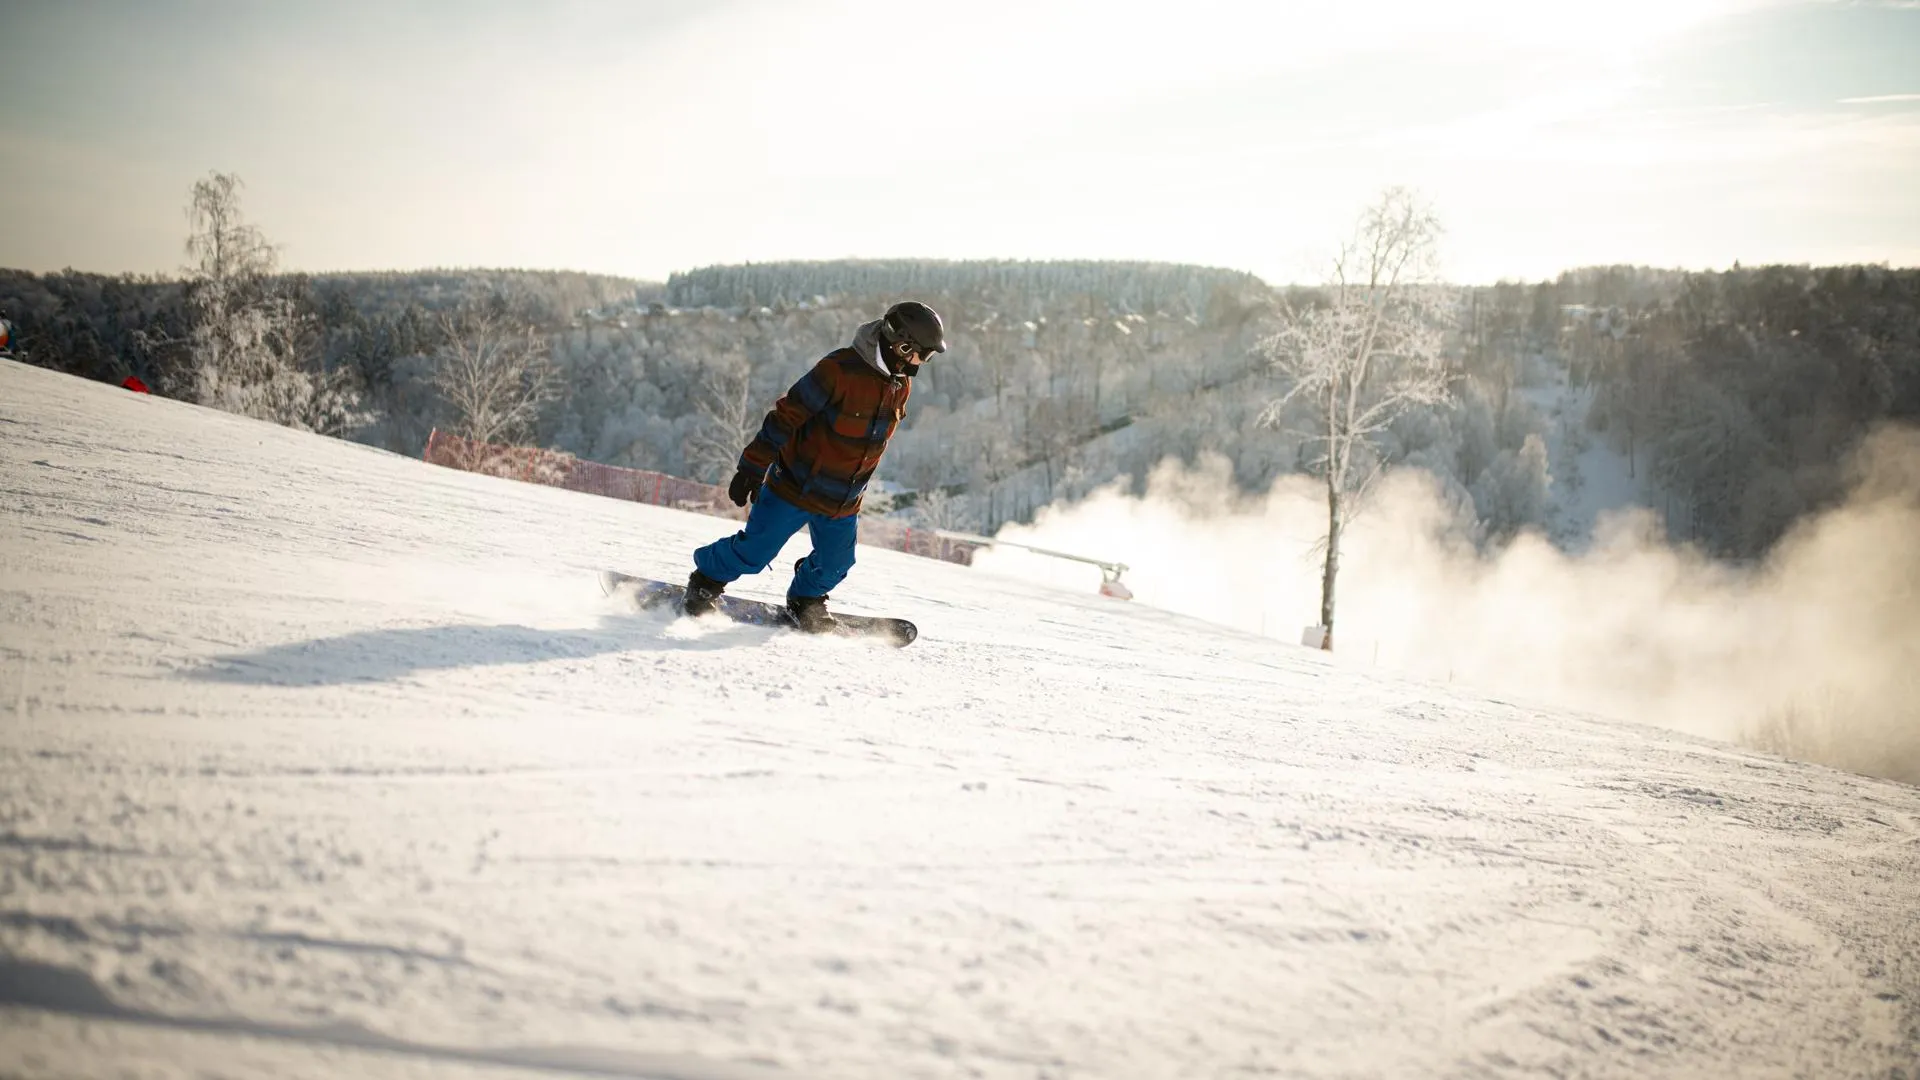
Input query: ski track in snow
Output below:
<box><xmin>1</xmin><ymin>358</ymin><xmax>1917</xmax><ymax>1079</ymax></box>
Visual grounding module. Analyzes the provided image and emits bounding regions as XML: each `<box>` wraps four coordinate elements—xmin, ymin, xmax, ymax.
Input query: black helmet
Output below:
<box><xmin>883</xmin><ymin>301</ymin><xmax>946</xmax><ymax>354</ymax></box>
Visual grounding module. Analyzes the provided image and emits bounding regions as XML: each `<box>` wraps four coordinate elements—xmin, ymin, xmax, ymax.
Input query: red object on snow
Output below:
<box><xmin>121</xmin><ymin>376</ymin><xmax>150</xmax><ymax>394</ymax></box>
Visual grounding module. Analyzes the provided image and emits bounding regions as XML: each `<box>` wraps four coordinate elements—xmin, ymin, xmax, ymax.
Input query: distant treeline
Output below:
<box><xmin>1461</xmin><ymin>264</ymin><xmax>1920</xmax><ymax>555</ymax></box>
<box><xmin>4</xmin><ymin>259</ymin><xmax>1917</xmax><ymax>557</ymax></box>
<box><xmin>666</xmin><ymin>259</ymin><xmax>1270</xmax><ymax>320</ymax></box>
<box><xmin>0</xmin><ymin>267</ymin><xmax>651</xmax><ymax>393</ymax></box>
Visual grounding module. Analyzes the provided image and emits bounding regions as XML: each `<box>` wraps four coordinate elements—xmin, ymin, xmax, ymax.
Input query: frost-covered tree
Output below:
<box><xmin>180</xmin><ymin>172</ymin><xmax>359</xmax><ymax>433</ymax></box>
<box><xmin>684</xmin><ymin>358</ymin><xmax>757</xmax><ymax>483</ymax></box>
<box><xmin>1260</xmin><ymin>188</ymin><xmax>1456</xmax><ymax>650</ymax></box>
<box><xmin>430</xmin><ymin>307</ymin><xmax>559</xmax><ymax>446</ymax></box>
<box><xmin>910</xmin><ymin>487</ymin><xmax>978</xmax><ymax>533</ymax></box>
<box><xmin>1473</xmin><ymin>433</ymin><xmax>1552</xmax><ymax>541</ymax></box>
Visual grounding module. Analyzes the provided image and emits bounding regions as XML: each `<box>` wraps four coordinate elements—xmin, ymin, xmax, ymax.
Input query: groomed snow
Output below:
<box><xmin>2</xmin><ymin>357</ymin><xmax>1916</xmax><ymax>1079</ymax></box>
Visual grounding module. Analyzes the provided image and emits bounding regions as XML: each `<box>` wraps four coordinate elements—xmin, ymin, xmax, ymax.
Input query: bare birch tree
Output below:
<box><xmin>431</xmin><ymin>308</ymin><xmax>559</xmax><ymax>446</ymax></box>
<box><xmin>684</xmin><ymin>359</ymin><xmax>758</xmax><ymax>483</ymax></box>
<box><xmin>1261</xmin><ymin>188</ymin><xmax>1456</xmax><ymax>650</ymax></box>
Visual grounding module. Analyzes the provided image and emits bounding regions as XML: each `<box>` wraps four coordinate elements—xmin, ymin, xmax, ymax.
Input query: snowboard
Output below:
<box><xmin>598</xmin><ymin>571</ymin><xmax>918</xmax><ymax>648</ymax></box>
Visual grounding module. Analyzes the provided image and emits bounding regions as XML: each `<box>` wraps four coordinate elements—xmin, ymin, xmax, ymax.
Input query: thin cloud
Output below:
<box><xmin>1840</xmin><ymin>93</ymin><xmax>1920</xmax><ymax>104</ymax></box>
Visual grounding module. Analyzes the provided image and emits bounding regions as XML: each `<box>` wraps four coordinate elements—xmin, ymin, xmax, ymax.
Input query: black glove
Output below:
<box><xmin>727</xmin><ymin>466</ymin><xmax>765</xmax><ymax>507</ymax></box>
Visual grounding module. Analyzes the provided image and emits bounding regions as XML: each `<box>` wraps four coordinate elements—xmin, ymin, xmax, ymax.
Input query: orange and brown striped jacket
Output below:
<box><xmin>739</xmin><ymin>323</ymin><xmax>910</xmax><ymax>519</ymax></box>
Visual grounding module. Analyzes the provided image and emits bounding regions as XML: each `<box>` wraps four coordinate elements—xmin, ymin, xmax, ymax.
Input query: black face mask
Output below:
<box><xmin>884</xmin><ymin>338</ymin><xmax>927</xmax><ymax>378</ymax></box>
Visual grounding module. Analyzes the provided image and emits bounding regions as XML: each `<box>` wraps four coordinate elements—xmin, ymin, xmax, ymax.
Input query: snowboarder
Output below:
<box><xmin>683</xmin><ymin>301</ymin><xmax>946</xmax><ymax>632</ymax></box>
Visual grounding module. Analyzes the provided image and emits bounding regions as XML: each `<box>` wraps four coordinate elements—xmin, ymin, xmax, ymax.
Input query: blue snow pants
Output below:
<box><xmin>692</xmin><ymin>487</ymin><xmax>857</xmax><ymax>599</ymax></box>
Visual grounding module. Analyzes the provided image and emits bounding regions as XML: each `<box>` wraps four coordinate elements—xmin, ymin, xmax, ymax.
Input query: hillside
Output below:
<box><xmin>12</xmin><ymin>260</ymin><xmax>1918</xmax><ymax>560</ymax></box>
<box><xmin>3</xmin><ymin>359</ymin><xmax>1918</xmax><ymax>1077</ymax></box>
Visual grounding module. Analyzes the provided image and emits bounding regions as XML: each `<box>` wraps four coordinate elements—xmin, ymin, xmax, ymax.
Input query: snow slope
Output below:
<box><xmin>2</xmin><ymin>357</ymin><xmax>1917</xmax><ymax>1080</ymax></box>
<box><xmin>1518</xmin><ymin>357</ymin><xmax>1644</xmax><ymax>550</ymax></box>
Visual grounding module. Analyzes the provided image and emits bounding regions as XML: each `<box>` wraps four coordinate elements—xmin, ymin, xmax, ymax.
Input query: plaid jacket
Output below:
<box><xmin>739</xmin><ymin>322</ymin><xmax>910</xmax><ymax>519</ymax></box>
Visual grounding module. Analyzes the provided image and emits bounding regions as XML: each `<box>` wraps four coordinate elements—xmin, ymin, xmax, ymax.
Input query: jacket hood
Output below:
<box><xmin>850</xmin><ymin>319</ymin><xmax>891</xmax><ymax>376</ymax></box>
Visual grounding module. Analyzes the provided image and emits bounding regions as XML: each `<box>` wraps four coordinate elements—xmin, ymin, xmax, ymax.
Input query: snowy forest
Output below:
<box><xmin>4</xmin><ymin>179</ymin><xmax>1919</xmax><ymax>562</ymax></box>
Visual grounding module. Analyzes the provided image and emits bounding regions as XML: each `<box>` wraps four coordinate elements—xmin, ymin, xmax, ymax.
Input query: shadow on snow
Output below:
<box><xmin>185</xmin><ymin>612</ymin><xmax>771</xmax><ymax>686</ymax></box>
<box><xmin>0</xmin><ymin>957</ymin><xmax>782</xmax><ymax>1080</ymax></box>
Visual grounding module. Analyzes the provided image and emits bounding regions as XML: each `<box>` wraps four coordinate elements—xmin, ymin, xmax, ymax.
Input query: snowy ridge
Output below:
<box><xmin>1</xmin><ymin>358</ymin><xmax>1916</xmax><ymax>1079</ymax></box>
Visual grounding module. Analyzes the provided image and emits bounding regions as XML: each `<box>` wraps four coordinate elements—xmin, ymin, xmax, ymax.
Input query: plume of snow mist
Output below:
<box><xmin>978</xmin><ymin>431</ymin><xmax>1920</xmax><ymax>784</ymax></box>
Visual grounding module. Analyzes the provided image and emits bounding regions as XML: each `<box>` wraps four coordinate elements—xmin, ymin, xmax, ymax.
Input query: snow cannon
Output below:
<box><xmin>936</xmin><ymin>529</ymin><xmax>1132</xmax><ymax>600</ymax></box>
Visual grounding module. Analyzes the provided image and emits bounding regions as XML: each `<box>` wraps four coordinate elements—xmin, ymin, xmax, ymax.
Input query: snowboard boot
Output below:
<box><xmin>683</xmin><ymin>569</ymin><xmax>726</xmax><ymax>616</ymax></box>
<box><xmin>785</xmin><ymin>593</ymin><xmax>837</xmax><ymax>634</ymax></box>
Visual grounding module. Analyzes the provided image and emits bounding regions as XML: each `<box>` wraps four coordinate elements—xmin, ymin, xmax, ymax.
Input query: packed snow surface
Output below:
<box><xmin>2</xmin><ymin>358</ymin><xmax>1917</xmax><ymax>1079</ymax></box>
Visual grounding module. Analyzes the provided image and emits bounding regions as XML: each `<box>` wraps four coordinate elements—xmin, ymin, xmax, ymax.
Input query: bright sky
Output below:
<box><xmin>1</xmin><ymin>0</ymin><xmax>1917</xmax><ymax>285</ymax></box>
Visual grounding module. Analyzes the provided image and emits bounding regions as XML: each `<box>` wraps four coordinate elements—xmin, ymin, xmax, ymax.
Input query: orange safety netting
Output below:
<box><xmin>423</xmin><ymin>429</ymin><xmax>979</xmax><ymax>567</ymax></box>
